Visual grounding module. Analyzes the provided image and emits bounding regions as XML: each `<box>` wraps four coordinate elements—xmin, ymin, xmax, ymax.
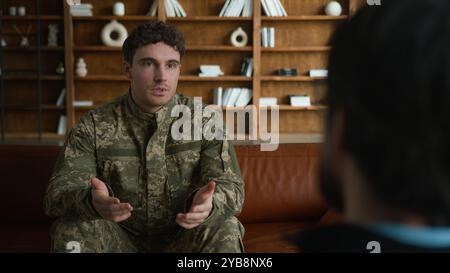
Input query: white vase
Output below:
<box><xmin>325</xmin><ymin>1</ymin><xmax>342</xmax><ymax>16</ymax></box>
<box><xmin>76</xmin><ymin>58</ymin><xmax>87</xmax><ymax>77</ymax></box>
<box><xmin>113</xmin><ymin>2</ymin><xmax>125</xmax><ymax>16</ymax></box>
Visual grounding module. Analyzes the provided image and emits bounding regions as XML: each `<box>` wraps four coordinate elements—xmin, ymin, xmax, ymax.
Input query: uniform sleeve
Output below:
<box><xmin>197</xmin><ymin>135</ymin><xmax>245</xmax><ymax>224</ymax></box>
<box><xmin>43</xmin><ymin>113</ymin><xmax>101</xmax><ymax>220</ymax></box>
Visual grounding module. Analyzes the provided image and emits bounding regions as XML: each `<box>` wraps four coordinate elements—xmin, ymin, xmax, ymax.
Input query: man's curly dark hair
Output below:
<box><xmin>122</xmin><ymin>21</ymin><xmax>185</xmax><ymax>64</ymax></box>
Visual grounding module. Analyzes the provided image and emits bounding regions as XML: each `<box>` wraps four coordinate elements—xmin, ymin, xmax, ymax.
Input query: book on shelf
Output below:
<box><xmin>220</xmin><ymin>0</ymin><xmax>253</xmax><ymax>17</ymax></box>
<box><xmin>261</xmin><ymin>0</ymin><xmax>287</xmax><ymax>17</ymax></box>
<box><xmin>57</xmin><ymin>115</ymin><xmax>67</xmax><ymax>135</ymax></box>
<box><xmin>56</xmin><ymin>88</ymin><xmax>66</xmax><ymax>106</ymax></box>
<box><xmin>147</xmin><ymin>0</ymin><xmax>186</xmax><ymax>17</ymax></box>
<box><xmin>213</xmin><ymin>87</ymin><xmax>253</xmax><ymax>107</ymax></box>
<box><xmin>259</xmin><ymin>97</ymin><xmax>278</xmax><ymax>106</ymax></box>
<box><xmin>240</xmin><ymin>58</ymin><xmax>253</xmax><ymax>77</ymax></box>
<box><xmin>289</xmin><ymin>95</ymin><xmax>311</xmax><ymax>107</ymax></box>
<box><xmin>261</xmin><ymin>27</ymin><xmax>275</xmax><ymax>48</ymax></box>
<box><xmin>73</xmin><ymin>100</ymin><xmax>94</xmax><ymax>107</ymax></box>
<box><xmin>70</xmin><ymin>4</ymin><xmax>93</xmax><ymax>16</ymax></box>
<box><xmin>309</xmin><ymin>69</ymin><xmax>328</xmax><ymax>78</ymax></box>
<box><xmin>199</xmin><ymin>65</ymin><xmax>224</xmax><ymax>77</ymax></box>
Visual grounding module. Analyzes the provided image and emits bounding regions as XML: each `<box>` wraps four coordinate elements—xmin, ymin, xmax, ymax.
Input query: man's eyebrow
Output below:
<box><xmin>138</xmin><ymin>57</ymin><xmax>180</xmax><ymax>64</ymax></box>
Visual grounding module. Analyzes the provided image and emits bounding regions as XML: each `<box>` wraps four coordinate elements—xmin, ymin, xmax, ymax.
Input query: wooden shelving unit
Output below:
<box><xmin>0</xmin><ymin>0</ymin><xmax>366</xmax><ymax>143</ymax></box>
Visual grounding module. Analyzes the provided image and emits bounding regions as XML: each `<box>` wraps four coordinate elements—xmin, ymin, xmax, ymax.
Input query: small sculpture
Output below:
<box><xmin>48</xmin><ymin>24</ymin><xmax>58</xmax><ymax>46</ymax></box>
<box><xmin>76</xmin><ymin>58</ymin><xmax>87</xmax><ymax>77</ymax></box>
<box><xmin>56</xmin><ymin>62</ymin><xmax>65</xmax><ymax>75</ymax></box>
<box><xmin>113</xmin><ymin>2</ymin><xmax>125</xmax><ymax>16</ymax></box>
<box><xmin>1</xmin><ymin>38</ymin><xmax>6</xmax><ymax>47</ymax></box>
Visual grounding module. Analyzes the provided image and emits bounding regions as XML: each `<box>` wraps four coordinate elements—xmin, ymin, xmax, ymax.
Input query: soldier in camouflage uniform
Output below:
<box><xmin>44</xmin><ymin>22</ymin><xmax>245</xmax><ymax>253</ymax></box>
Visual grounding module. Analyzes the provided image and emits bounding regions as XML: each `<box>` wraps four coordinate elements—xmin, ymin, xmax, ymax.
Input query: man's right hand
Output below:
<box><xmin>90</xmin><ymin>177</ymin><xmax>133</xmax><ymax>222</ymax></box>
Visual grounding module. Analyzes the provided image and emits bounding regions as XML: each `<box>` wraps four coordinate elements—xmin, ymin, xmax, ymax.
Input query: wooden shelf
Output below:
<box><xmin>261</xmin><ymin>46</ymin><xmax>331</xmax><ymax>52</ymax></box>
<box><xmin>180</xmin><ymin>76</ymin><xmax>252</xmax><ymax>82</ymax></box>
<box><xmin>75</xmin><ymin>75</ymin><xmax>127</xmax><ymax>81</ymax></box>
<box><xmin>4</xmin><ymin>105</ymin><xmax>65</xmax><ymax>111</ymax></box>
<box><xmin>1</xmin><ymin>15</ymin><xmax>63</xmax><ymax>20</ymax></box>
<box><xmin>73</xmin><ymin>45</ymin><xmax>252</xmax><ymax>52</ymax></box>
<box><xmin>2</xmin><ymin>47</ymin><xmax>64</xmax><ymax>51</ymax></box>
<box><xmin>3</xmin><ymin>75</ymin><xmax>65</xmax><ymax>81</ymax></box>
<box><xmin>3</xmin><ymin>132</ymin><xmax>65</xmax><ymax>140</ymax></box>
<box><xmin>74</xmin><ymin>106</ymin><xmax>97</xmax><ymax>110</ymax></box>
<box><xmin>72</xmin><ymin>16</ymin><xmax>157</xmax><ymax>21</ymax></box>
<box><xmin>260</xmin><ymin>105</ymin><xmax>327</xmax><ymax>111</ymax></box>
<box><xmin>167</xmin><ymin>16</ymin><xmax>252</xmax><ymax>21</ymax></box>
<box><xmin>261</xmin><ymin>76</ymin><xmax>327</xmax><ymax>82</ymax></box>
<box><xmin>261</xmin><ymin>15</ymin><xmax>349</xmax><ymax>21</ymax></box>
<box><xmin>187</xmin><ymin>45</ymin><xmax>252</xmax><ymax>51</ymax></box>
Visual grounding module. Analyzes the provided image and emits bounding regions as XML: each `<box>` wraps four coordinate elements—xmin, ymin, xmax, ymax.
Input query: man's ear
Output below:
<box><xmin>123</xmin><ymin>61</ymin><xmax>132</xmax><ymax>79</ymax></box>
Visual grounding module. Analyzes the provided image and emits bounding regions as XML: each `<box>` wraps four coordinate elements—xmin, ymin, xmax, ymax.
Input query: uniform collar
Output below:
<box><xmin>125</xmin><ymin>89</ymin><xmax>178</xmax><ymax>125</ymax></box>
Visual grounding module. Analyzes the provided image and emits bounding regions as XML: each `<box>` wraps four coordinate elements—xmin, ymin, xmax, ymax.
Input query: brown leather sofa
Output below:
<box><xmin>0</xmin><ymin>143</ymin><xmax>340</xmax><ymax>252</ymax></box>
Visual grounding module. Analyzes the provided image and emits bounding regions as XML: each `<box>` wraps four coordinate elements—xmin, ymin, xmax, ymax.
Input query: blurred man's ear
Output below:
<box><xmin>123</xmin><ymin>61</ymin><xmax>132</xmax><ymax>79</ymax></box>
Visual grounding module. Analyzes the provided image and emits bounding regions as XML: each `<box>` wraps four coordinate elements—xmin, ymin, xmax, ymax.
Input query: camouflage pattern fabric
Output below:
<box><xmin>44</xmin><ymin>91</ymin><xmax>245</xmax><ymax>252</ymax></box>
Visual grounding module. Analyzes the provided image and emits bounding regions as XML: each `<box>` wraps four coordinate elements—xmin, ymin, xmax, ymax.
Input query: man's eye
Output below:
<box><xmin>143</xmin><ymin>61</ymin><xmax>153</xmax><ymax>67</ymax></box>
<box><xmin>168</xmin><ymin>63</ymin><xmax>179</xmax><ymax>69</ymax></box>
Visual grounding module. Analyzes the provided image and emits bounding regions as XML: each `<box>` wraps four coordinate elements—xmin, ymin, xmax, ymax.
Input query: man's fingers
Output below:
<box><xmin>189</xmin><ymin>203</ymin><xmax>212</xmax><ymax>213</ymax></box>
<box><xmin>176</xmin><ymin>212</ymin><xmax>208</xmax><ymax>225</ymax></box>
<box><xmin>111</xmin><ymin>212</ymin><xmax>132</xmax><ymax>222</ymax></box>
<box><xmin>193</xmin><ymin>181</ymin><xmax>216</xmax><ymax>204</ymax></box>
<box><xmin>176</xmin><ymin>215</ymin><xmax>201</xmax><ymax>229</ymax></box>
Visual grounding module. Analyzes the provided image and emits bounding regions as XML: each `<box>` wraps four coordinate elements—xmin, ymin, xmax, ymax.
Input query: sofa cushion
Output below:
<box><xmin>236</xmin><ymin>144</ymin><xmax>327</xmax><ymax>224</ymax></box>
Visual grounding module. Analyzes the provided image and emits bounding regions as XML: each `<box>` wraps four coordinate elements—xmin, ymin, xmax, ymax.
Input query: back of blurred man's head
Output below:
<box><xmin>321</xmin><ymin>0</ymin><xmax>450</xmax><ymax>226</ymax></box>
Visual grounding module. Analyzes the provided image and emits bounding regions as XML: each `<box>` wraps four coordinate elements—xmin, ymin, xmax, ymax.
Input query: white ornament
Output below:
<box><xmin>20</xmin><ymin>36</ymin><xmax>29</xmax><ymax>47</ymax></box>
<box><xmin>17</xmin><ymin>6</ymin><xmax>26</xmax><ymax>16</ymax></box>
<box><xmin>48</xmin><ymin>24</ymin><xmax>58</xmax><ymax>46</ymax></box>
<box><xmin>113</xmin><ymin>2</ymin><xmax>125</xmax><ymax>16</ymax></box>
<box><xmin>1</xmin><ymin>38</ymin><xmax>6</xmax><ymax>47</ymax></box>
<box><xmin>9</xmin><ymin>6</ymin><xmax>17</xmax><ymax>16</ymax></box>
<box><xmin>101</xmin><ymin>20</ymin><xmax>128</xmax><ymax>47</ymax></box>
<box><xmin>230</xmin><ymin>27</ymin><xmax>248</xmax><ymax>47</ymax></box>
<box><xmin>56</xmin><ymin>62</ymin><xmax>65</xmax><ymax>75</ymax></box>
<box><xmin>76</xmin><ymin>58</ymin><xmax>88</xmax><ymax>77</ymax></box>
<box><xmin>325</xmin><ymin>1</ymin><xmax>343</xmax><ymax>16</ymax></box>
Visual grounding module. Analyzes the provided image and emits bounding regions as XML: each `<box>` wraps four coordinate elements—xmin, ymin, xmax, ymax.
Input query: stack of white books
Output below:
<box><xmin>147</xmin><ymin>0</ymin><xmax>186</xmax><ymax>17</ymax></box>
<box><xmin>261</xmin><ymin>0</ymin><xmax>288</xmax><ymax>17</ymax></box>
<box><xmin>259</xmin><ymin>97</ymin><xmax>278</xmax><ymax>106</ymax></box>
<box><xmin>70</xmin><ymin>3</ymin><xmax>93</xmax><ymax>16</ymax></box>
<box><xmin>219</xmin><ymin>0</ymin><xmax>253</xmax><ymax>17</ymax></box>
<box><xmin>240</xmin><ymin>58</ymin><xmax>253</xmax><ymax>77</ymax></box>
<box><xmin>289</xmin><ymin>95</ymin><xmax>311</xmax><ymax>107</ymax></box>
<box><xmin>309</xmin><ymin>69</ymin><xmax>328</xmax><ymax>78</ymax></box>
<box><xmin>261</xmin><ymin>27</ymin><xmax>275</xmax><ymax>48</ymax></box>
<box><xmin>213</xmin><ymin>87</ymin><xmax>252</xmax><ymax>107</ymax></box>
<box><xmin>199</xmin><ymin>65</ymin><xmax>224</xmax><ymax>77</ymax></box>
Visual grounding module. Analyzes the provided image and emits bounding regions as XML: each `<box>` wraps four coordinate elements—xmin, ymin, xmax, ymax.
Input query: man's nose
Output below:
<box><xmin>154</xmin><ymin>66</ymin><xmax>167</xmax><ymax>82</ymax></box>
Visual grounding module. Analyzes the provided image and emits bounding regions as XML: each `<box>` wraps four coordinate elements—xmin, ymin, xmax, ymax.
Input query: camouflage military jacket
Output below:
<box><xmin>44</xmin><ymin>91</ymin><xmax>244</xmax><ymax>236</ymax></box>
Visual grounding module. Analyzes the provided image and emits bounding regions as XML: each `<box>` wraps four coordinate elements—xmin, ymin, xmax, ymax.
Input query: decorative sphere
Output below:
<box><xmin>325</xmin><ymin>1</ymin><xmax>342</xmax><ymax>16</ymax></box>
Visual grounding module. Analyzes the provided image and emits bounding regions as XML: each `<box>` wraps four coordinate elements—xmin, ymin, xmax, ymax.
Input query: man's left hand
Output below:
<box><xmin>176</xmin><ymin>181</ymin><xmax>216</xmax><ymax>229</ymax></box>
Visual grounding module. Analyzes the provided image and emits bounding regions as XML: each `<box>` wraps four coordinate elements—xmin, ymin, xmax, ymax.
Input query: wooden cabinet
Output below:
<box><xmin>0</xmin><ymin>0</ymin><xmax>365</xmax><ymax>144</ymax></box>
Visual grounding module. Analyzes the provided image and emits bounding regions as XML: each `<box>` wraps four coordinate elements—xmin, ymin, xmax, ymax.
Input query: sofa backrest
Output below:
<box><xmin>0</xmin><ymin>143</ymin><xmax>327</xmax><ymax>224</ymax></box>
<box><xmin>235</xmin><ymin>144</ymin><xmax>327</xmax><ymax>224</ymax></box>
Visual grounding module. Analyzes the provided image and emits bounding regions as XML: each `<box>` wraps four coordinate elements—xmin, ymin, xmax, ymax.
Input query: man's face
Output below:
<box><xmin>124</xmin><ymin>41</ymin><xmax>181</xmax><ymax>113</ymax></box>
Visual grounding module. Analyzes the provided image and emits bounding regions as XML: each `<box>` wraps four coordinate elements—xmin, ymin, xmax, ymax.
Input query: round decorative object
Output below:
<box><xmin>101</xmin><ymin>20</ymin><xmax>128</xmax><ymax>47</ymax></box>
<box><xmin>230</xmin><ymin>27</ymin><xmax>248</xmax><ymax>47</ymax></box>
<box><xmin>9</xmin><ymin>6</ymin><xmax>17</xmax><ymax>16</ymax></box>
<box><xmin>76</xmin><ymin>58</ymin><xmax>87</xmax><ymax>77</ymax></box>
<box><xmin>325</xmin><ymin>1</ymin><xmax>342</xmax><ymax>16</ymax></box>
<box><xmin>18</xmin><ymin>6</ymin><xmax>26</xmax><ymax>16</ymax></box>
<box><xmin>113</xmin><ymin>2</ymin><xmax>125</xmax><ymax>16</ymax></box>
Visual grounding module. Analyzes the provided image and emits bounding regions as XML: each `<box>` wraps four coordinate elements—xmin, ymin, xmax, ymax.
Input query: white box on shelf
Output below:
<box><xmin>290</xmin><ymin>95</ymin><xmax>311</xmax><ymax>107</ymax></box>
<box><xmin>259</xmin><ymin>97</ymin><xmax>278</xmax><ymax>106</ymax></box>
<box><xmin>309</xmin><ymin>69</ymin><xmax>328</xmax><ymax>77</ymax></box>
